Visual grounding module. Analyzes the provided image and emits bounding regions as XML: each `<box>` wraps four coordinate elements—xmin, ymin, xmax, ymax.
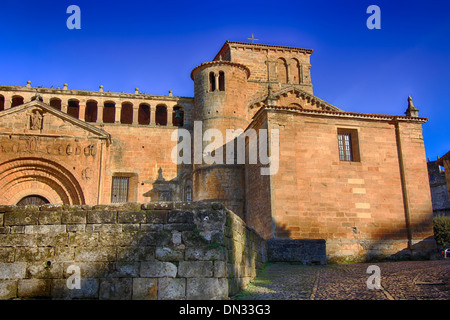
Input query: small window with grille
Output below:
<box><xmin>111</xmin><ymin>176</ymin><xmax>129</xmax><ymax>203</ymax></box>
<box><xmin>337</xmin><ymin>129</ymin><xmax>360</xmax><ymax>162</ymax></box>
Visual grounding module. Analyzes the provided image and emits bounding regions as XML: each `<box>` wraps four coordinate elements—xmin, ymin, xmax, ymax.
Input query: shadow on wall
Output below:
<box><xmin>270</xmin><ymin>211</ymin><xmax>438</xmax><ymax>265</ymax></box>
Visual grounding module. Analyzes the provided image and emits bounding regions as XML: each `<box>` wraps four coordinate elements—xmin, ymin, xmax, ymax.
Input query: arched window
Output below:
<box><xmin>218</xmin><ymin>71</ymin><xmax>225</xmax><ymax>91</ymax></box>
<box><xmin>289</xmin><ymin>58</ymin><xmax>301</xmax><ymax>84</ymax></box>
<box><xmin>103</xmin><ymin>101</ymin><xmax>116</xmax><ymax>123</ymax></box>
<box><xmin>185</xmin><ymin>186</ymin><xmax>192</xmax><ymax>202</ymax></box>
<box><xmin>85</xmin><ymin>100</ymin><xmax>98</xmax><ymax>122</ymax></box>
<box><xmin>17</xmin><ymin>195</ymin><xmax>50</xmax><ymax>206</ymax></box>
<box><xmin>155</xmin><ymin>105</ymin><xmax>167</xmax><ymax>126</ymax></box>
<box><xmin>138</xmin><ymin>103</ymin><xmax>150</xmax><ymax>125</ymax></box>
<box><xmin>11</xmin><ymin>95</ymin><xmax>24</xmax><ymax>108</ymax></box>
<box><xmin>172</xmin><ymin>106</ymin><xmax>184</xmax><ymax>127</ymax></box>
<box><xmin>121</xmin><ymin>102</ymin><xmax>133</xmax><ymax>124</ymax></box>
<box><xmin>50</xmin><ymin>98</ymin><xmax>62</xmax><ymax>111</ymax></box>
<box><xmin>0</xmin><ymin>95</ymin><xmax>4</xmax><ymax>111</ymax></box>
<box><xmin>67</xmin><ymin>99</ymin><xmax>80</xmax><ymax>119</ymax></box>
<box><xmin>276</xmin><ymin>58</ymin><xmax>288</xmax><ymax>84</ymax></box>
<box><xmin>209</xmin><ymin>72</ymin><xmax>216</xmax><ymax>92</ymax></box>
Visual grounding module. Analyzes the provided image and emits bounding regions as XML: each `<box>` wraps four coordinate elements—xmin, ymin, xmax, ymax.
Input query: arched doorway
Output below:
<box><xmin>0</xmin><ymin>158</ymin><xmax>85</xmax><ymax>205</ymax></box>
<box><xmin>17</xmin><ymin>195</ymin><xmax>50</xmax><ymax>206</ymax></box>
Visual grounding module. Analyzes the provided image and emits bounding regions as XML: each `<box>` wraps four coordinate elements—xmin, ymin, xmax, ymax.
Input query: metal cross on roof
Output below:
<box><xmin>248</xmin><ymin>34</ymin><xmax>259</xmax><ymax>43</ymax></box>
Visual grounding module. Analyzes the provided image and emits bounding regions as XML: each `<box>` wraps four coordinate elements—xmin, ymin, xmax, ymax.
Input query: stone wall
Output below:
<box><xmin>0</xmin><ymin>202</ymin><xmax>266</xmax><ymax>300</ymax></box>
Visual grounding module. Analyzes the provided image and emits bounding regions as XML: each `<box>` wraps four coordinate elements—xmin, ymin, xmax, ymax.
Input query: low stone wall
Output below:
<box><xmin>0</xmin><ymin>202</ymin><xmax>267</xmax><ymax>300</ymax></box>
<box><xmin>267</xmin><ymin>239</ymin><xmax>326</xmax><ymax>265</ymax></box>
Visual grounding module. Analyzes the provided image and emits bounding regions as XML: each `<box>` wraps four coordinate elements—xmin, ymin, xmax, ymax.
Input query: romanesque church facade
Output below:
<box><xmin>0</xmin><ymin>41</ymin><xmax>436</xmax><ymax>260</ymax></box>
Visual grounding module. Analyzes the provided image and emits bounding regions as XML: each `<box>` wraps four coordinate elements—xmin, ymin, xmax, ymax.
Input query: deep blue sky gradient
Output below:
<box><xmin>0</xmin><ymin>0</ymin><xmax>449</xmax><ymax>160</ymax></box>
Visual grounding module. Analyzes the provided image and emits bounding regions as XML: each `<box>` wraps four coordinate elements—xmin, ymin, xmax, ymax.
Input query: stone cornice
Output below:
<box><xmin>0</xmin><ymin>85</ymin><xmax>193</xmax><ymax>101</ymax></box>
<box><xmin>190</xmin><ymin>61</ymin><xmax>251</xmax><ymax>80</ymax></box>
<box><xmin>252</xmin><ymin>105</ymin><xmax>429</xmax><ymax>124</ymax></box>
<box><xmin>214</xmin><ymin>40</ymin><xmax>314</xmax><ymax>61</ymax></box>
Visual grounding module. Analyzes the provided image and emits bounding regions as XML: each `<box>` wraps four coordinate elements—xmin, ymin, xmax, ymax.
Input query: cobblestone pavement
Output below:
<box><xmin>233</xmin><ymin>260</ymin><xmax>450</xmax><ymax>300</ymax></box>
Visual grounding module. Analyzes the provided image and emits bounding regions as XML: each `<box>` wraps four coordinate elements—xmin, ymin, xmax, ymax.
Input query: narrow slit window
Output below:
<box><xmin>111</xmin><ymin>176</ymin><xmax>129</xmax><ymax>203</ymax></box>
<box><xmin>209</xmin><ymin>72</ymin><xmax>216</xmax><ymax>92</ymax></box>
<box><xmin>218</xmin><ymin>71</ymin><xmax>225</xmax><ymax>91</ymax></box>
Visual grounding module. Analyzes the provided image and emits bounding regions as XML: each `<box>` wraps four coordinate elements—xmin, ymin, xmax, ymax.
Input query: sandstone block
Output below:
<box><xmin>145</xmin><ymin>210</ymin><xmax>168</xmax><ymax>223</ymax></box>
<box><xmin>4</xmin><ymin>212</ymin><xmax>39</xmax><ymax>226</ymax></box>
<box><xmin>0</xmin><ymin>262</ymin><xmax>26</xmax><ymax>279</ymax></box>
<box><xmin>132</xmin><ymin>278</ymin><xmax>157</xmax><ymax>300</ymax></box>
<box><xmin>99</xmin><ymin>278</ymin><xmax>132</xmax><ymax>300</ymax></box>
<box><xmin>38</xmin><ymin>211</ymin><xmax>62</xmax><ymax>224</ymax></box>
<box><xmin>62</xmin><ymin>211</ymin><xmax>86</xmax><ymax>224</ymax></box>
<box><xmin>26</xmin><ymin>261</ymin><xmax>63</xmax><ymax>279</ymax></box>
<box><xmin>87</xmin><ymin>211</ymin><xmax>117</xmax><ymax>224</ymax></box>
<box><xmin>178</xmin><ymin>261</ymin><xmax>213</xmax><ymax>278</ymax></box>
<box><xmin>158</xmin><ymin>277</ymin><xmax>185</xmax><ymax>300</ymax></box>
<box><xmin>18</xmin><ymin>279</ymin><xmax>51</xmax><ymax>298</ymax></box>
<box><xmin>74</xmin><ymin>247</ymin><xmax>116</xmax><ymax>262</ymax></box>
<box><xmin>0</xmin><ymin>280</ymin><xmax>17</xmax><ymax>299</ymax></box>
<box><xmin>52</xmin><ymin>278</ymin><xmax>99</xmax><ymax>299</ymax></box>
<box><xmin>186</xmin><ymin>278</ymin><xmax>228</xmax><ymax>300</ymax></box>
<box><xmin>138</xmin><ymin>231</ymin><xmax>171</xmax><ymax>246</ymax></box>
<box><xmin>140</xmin><ymin>261</ymin><xmax>177</xmax><ymax>277</ymax></box>
<box><xmin>168</xmin><ymin>210</ymin><xmax>194</xmax><ymax>224</ymax></box>
<box><xmin>185</xmin><ymin>247</ymin><xmax>225</xmax><ymax>261</ymax></box>
<box><xmin>141</xmin><ymin>202</ymin><xmax>173</xmax><ymax>210</ymax></box>
<box><xmin>118</xmin><ymin>211</ymin><xmax>146</xmax><ymax>224</ymax></box>
<box><xmin>155</xmin><ymin>247</ymin><xmax>184</xmax><ymax>261</ymax></box>
<box><xmin>15</xmin><ymin>247</ymin><xmax>54</xmax><ymax>262</ymax></box>
<box><xmin>0</xmin><ymin>248</ymin><xmax>15</xmax><ymax>263</ymax></box>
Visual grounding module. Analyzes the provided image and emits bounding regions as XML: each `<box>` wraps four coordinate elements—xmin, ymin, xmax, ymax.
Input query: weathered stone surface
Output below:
<box><xmin>18</xmin><ymin>279</ymin><xmax>51</xmax><ymax>298</ymax></box>
<box><xmin>38</xmin><ymin>211</ymin><xmax>62</xmax><ymax>224</ymax></box>
<box><xmin>178</xmin><ymin>261</ymin><xmax>213</xmax><ymax>278</ymax></box>
<box><xmin>66</xmin><ymin>224</ymin><xmax>86</xmax><ymax>232</ymax></box>
<box><xmin>186</xmin><ymin>278</ymin><xmax>228</xmax><ymax>300</ymax></box>
<box><xmin>75</xmin><ymin>247</ymin><xmax>116</xmax><ymax>262</ymax></box>
<box><xmin>145</xmin><ymin>210</ymin><xmax>168</xmax><ymax>223</ymax></box>
<box><xmin>69</xmin><ymin>232</ymin><xmax>99</xmax><ymax>247</ymax></box>
<box><xmin>118</xmin><ymin>211</ymin><xmax>146</xmax><ymax>224</ymax></box>
<box><xmin>141</xmin><ymin>202</ymin><xmax>173</xmax><ymax>210</ymax></box>
<box><xmin>155</xmin><ymin>247</ymin><xmax>184</xmax><ymax>261</ymax></box>
<box><xmin>52</xmin><ymin>278</ymin><xmax>99</xmax><ymax>299</ymax></box>
<box><xmin>158</xmin><ymin>277</ymin><xmax>186</xmax><ymax>300</ymax></box>
<box><xmin>117</xmin><ymin>246</ymin><xmax>155</xmax><ymax>262</ymax></box>
<box><xmin>99</xmin><ymin>278</ymin><xmax>132</xmax><ymax>300</ymax></box>
<box><xmin>214</xmin><ymin>261</ymin><xmax>227</xmax><ymax>278</ymax></box>
<box><xmin>132</xmin><ymin>278</ymin><xmax>157</xmax><ymax>300</ymax></box>
<box><xmin>4</xmin><ymin>211</ymin><xmax>39</xmax><ymax>226</ymax></box>
<box><xmin>0</xmin><ymin>262</ymin><xmax>26</xmax><ymax>279</ymax></box>
<box><xmin>24</xmin><ymin>225</ymin><xmax>66</xmax><ymax>234</ymax></box>
<box><xmin>99</xmin><ymin>231</ymin><xmax>138</xmax><ymax>246</ymax></box>
<box><xmin>140</xmin><ymin>261</ymin><xmax>177</xmax><ymax>277</ymax></box>
<box><xmin>138</xmin><ymin>231</ymin><xmax>171</xmax><ymax>246</ymax></box>
<box><xmin>62</xmin><ymin>211</ymin><xmax>86</xmax><ymax>224</ymax></box>
<box><xmin>26</xmin><ymin>261</ymin><xmax>63</xmax><ymax>279</ymax></box>
<box><xmin>0</xmin><ymin>248</ymin><xmax>15</xmax><ymax>263</ymax></box>
<box><xmin>168</xmin><ymin>210</ymin><xmax>194</xmax><ymax>224</ymax></box>
<box><xmin>15</xmin><ymin>247</ymin><xmax>54</xmax><ymax>262</ymax></box>
<box><xmin>87</xmin><ymin>211</ymin><xmax>117</xmax><ymax>224</ymax></box>
<box><xmin>185</xmin><ymin>247</ymin><xmax>225</xmax><ymax>261</ymax></box>
<box><xmin>0</xmin><ymin>280</ymin><xmax>17</xmax><ymax>300</ymax></box>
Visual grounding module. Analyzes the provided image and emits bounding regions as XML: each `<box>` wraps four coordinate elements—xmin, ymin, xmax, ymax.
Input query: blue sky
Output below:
<box><xmin>0</xmin><ymin>0</ymin><xmax>449</xmax><ymax>160</ymax></box>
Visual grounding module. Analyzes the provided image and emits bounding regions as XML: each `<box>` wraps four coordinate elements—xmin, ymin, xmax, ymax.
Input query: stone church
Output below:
<box><xmin>0</xmin><ymin>41</ymin><xmax>436</xmax><ymax>260</ymax></box>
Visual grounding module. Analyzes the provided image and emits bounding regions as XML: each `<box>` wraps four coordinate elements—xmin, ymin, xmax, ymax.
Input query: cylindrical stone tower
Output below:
<box><xmin>190</xmin><ymin>61</ymin><xmax>250</xmax><ymax>218</ymax></box>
